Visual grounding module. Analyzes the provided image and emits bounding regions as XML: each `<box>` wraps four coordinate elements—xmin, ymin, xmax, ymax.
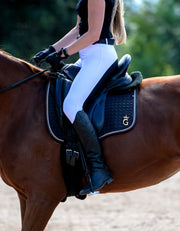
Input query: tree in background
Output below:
<box><xmin>0</xmin><ymin>0</ymin><xmax>179</xmax><ymax>77</ymax></box>
<box><xmin>0</xmin><ymin>0</ymin><xmax>77</xmax><ymax>60</ymax></box>
<box><xmin>120</xmin><ymin>0</ymin><xmax>180</xmax><ymax>77</ymax></box>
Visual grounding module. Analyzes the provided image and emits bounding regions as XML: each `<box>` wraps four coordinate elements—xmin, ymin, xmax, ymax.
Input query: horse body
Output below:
<box><xmin>102</xmin><ymin>76</ymin><xmax>180</xmax><ymax>193</ymax></box>
<box><xmin>0</xmin><ymin>50</ymin><xmax>180</xmax><ymax>230</ymax></box>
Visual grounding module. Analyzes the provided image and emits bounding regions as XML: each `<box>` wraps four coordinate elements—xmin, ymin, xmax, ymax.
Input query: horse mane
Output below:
<box><xmin>0</xmin><ymin>49</ymin><xmax>42</xmax><ymax>74</ymax></box>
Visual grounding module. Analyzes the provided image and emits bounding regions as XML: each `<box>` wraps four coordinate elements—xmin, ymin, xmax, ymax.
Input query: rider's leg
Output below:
<box><xmin>63</xmin><ymin>44</ymin><xmax>117</xmax><ymax>195</ymax></box>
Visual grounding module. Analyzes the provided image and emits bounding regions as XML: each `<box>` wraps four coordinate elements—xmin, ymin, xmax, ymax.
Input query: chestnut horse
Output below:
<box><xmin>0</xmin><ymin>50</ymin><xmax>180</xmax><ymax>231</ymax></box>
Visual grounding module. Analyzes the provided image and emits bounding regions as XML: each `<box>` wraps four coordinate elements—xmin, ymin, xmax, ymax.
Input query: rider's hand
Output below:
<box><xmin>32</xmin><ymin>46</ymin><xmax>55</xmax><ymax>66</ymax></box>
<box><xmin>45</xmin><ymin>49</ymin><xmax>65</xmax><ymax>70</ymax></box>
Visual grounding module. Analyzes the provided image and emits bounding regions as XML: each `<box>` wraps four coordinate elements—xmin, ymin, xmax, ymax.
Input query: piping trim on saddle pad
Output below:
<box><xmin>46</xmin><ymin>82</ymin><xmax>64</xmax><ymax>143</ymax></box>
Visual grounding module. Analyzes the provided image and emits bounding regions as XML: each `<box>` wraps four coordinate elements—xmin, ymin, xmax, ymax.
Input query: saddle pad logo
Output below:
<box><xmin>123</xmin><ymin>115</ymin><xmax>130</xmax><ymax>126</ymax></box>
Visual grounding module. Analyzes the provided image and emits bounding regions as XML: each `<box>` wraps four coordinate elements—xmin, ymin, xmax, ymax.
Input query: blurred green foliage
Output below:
<box><xmin>0</xmin><ymin>0</ymin><xmax>179</xmax><ymax>77</ymax></box>
<box><xmin>0</xmin><ymin>0</ymin><xmax>77</xmax><ymax>59</ymax></box>
<box><xmin>119</xmin><ymin>0</ymin><xmax>180</xmax><ymax>77</ymax></box>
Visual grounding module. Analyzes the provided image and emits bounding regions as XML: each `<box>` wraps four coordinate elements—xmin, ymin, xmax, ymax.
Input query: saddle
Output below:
<box><xmin>45</xmin><ymin>54</ymin><xmax>143</xmax><ymax>201</ymax></box>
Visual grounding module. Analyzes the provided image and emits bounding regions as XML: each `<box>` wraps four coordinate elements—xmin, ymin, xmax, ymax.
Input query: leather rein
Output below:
<box><xmin>0</xmin><ymin>68</ymin><xmax>50</xmax><ymax>94</ymax></box>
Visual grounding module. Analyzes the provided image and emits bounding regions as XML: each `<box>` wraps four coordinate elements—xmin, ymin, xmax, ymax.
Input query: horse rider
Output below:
<box><xmin>32</xmin><ymin>0</ymin><xmax>126</xmax><ymax>195</ymax></box>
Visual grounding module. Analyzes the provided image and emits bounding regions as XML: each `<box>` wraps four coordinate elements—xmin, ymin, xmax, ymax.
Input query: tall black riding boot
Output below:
<box><xmin>73</xmin><ymin>110</ymin><xmax>113</xmax><ymax>195</ymax></box>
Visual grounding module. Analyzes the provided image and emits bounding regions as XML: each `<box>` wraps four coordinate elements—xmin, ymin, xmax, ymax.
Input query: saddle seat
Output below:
<box><xmin>53</xmin><ymin>54</ymin><xmax>142</xmax><ymax>134</ymax></box>
<box><xmin>61</xmin><ymin>54</ymin><xmax>132</xmax><ymax>87</ymax></box>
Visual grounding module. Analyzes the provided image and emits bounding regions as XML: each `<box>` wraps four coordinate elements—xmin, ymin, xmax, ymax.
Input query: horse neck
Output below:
<box><xmin>0</xmin><ymin>51</ymin><xmax>47</xmax><ymax>134</ymax></box>
<box><xmin>0</xmin><ymin>50</ymin><xmax>44</xmax><ymax>87</ymax></box>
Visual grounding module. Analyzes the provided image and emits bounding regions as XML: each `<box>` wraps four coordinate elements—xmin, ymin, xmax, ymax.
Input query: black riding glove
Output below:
<box><xmin>45</xmin><ymin>49</ymin><xmax>65</xmax><ymax>70</ymax></box>
<box><xmin>32</xmin><ymin>45</ymin><xmax>55</xmax><ymax>66</ymax></box>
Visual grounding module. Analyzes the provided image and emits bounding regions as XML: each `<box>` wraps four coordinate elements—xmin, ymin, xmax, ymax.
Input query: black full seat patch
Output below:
<box><xmin>46</xmin><ymin>81</ymin><xmax>137</xmax><ymax>142</ymax></box>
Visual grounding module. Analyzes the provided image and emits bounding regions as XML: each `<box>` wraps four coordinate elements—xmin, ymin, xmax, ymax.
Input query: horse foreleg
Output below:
<box><xmin>18</xmin><ymin>192</ymin><xmax>26</xmax><ymax>226</ymax></box>
<box><xmin>21</xmin><ymin>193</ymin><xmax>61</xmax><ymax>231</ymax></box>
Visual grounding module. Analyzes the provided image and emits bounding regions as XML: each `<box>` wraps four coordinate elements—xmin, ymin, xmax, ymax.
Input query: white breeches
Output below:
<box><xmin>63</xmin><ymin>43</ymin><xmax>118</xmax><ymax>123</ymax></box>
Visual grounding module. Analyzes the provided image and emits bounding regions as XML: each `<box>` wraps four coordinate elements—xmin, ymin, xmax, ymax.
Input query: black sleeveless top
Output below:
<box><xmin>76</xmin><ymin>0</ymin><xmax>114</xmax><ymax>39</ymax></box>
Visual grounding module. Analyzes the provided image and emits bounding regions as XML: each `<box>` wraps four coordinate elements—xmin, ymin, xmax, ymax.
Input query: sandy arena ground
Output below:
<box><xmin>0</xmin><ymin>173</ymin><xmax>180</xmax><ymax>231</ymax></box>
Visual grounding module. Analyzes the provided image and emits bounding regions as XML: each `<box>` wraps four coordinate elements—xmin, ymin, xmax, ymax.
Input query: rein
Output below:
<box><xmin>0</xmin><ymin>68</ymin><xmax>49</xmax><ymax>94</ymax></box>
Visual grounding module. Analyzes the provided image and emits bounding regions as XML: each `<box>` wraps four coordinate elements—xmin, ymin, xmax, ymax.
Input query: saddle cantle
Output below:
<box><xmin>46</xmin><ymin>54</ymin><xmax>143</xmax><ymax>142</ymax></box>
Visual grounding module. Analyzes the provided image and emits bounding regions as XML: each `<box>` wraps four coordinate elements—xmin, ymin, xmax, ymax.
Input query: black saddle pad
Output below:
<box><xmin>46</xmin><ymin>82</ymin><xmax>137</xmax><ymax>142</ymax></box>
<box><xmin>98</xmin><ymin>90</ymin><xmax>137</xmax><ymax>138</ymax></box>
